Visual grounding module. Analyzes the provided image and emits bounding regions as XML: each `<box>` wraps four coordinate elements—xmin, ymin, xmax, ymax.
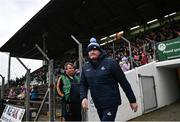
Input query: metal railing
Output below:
<box><xmin>0</xmin><ymin>74</ymin><xmax>5</xmax><ymax>100</ymax></box>
<box><xmin>16</xmin><ymin>57</ymin><xmax>31</xmax><ymax>121</ymax></box>
<box><xmin>34</xmin><ymin>44</ymin><xmax>55</xmax><ymax>122</ymax></box>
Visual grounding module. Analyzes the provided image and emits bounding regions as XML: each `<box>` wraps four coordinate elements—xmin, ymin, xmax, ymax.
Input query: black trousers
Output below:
<box><xmin>97</xmin><ymin>106</ymin><xmax>118</xmax><ymax>122</ymax></box>
<box><xmin>62</xmin><ymin>102</ymin><xmax>81</xmax><ymax>121</ymax></box>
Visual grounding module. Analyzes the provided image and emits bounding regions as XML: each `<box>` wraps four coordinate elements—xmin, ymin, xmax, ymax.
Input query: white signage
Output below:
<box><xmin>1</xmin><ymin>104</ymin><xmax>25</xmax><ymax>122</ymax></box>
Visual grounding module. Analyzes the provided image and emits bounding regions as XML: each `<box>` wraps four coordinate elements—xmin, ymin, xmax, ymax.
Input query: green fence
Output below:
<box><xmin>157</xmin><ymin>37</ymin><xmax>180</xmax><ymax>61</ymax></box>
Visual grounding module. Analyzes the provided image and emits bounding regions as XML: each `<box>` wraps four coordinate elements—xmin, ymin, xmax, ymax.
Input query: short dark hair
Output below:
<box><xmin>64</xmin><ymin>62</ymin><xmax>74</xmax><ymax>70</ymax></box>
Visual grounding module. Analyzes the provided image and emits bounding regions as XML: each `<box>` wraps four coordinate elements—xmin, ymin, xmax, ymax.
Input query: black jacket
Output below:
<box><xmin>80</xmin><ymin>50</ymin><xmax>136</xmax><ymax>109</ymax></box>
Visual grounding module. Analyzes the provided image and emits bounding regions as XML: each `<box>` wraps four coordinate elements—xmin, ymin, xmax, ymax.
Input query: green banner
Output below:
<box><xmin>157</xmin><ymin>37</ymin><xmax>180</xmax><ymax>61</ymax></box>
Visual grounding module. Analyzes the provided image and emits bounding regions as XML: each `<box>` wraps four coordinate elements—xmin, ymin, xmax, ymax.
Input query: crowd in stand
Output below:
<box><xmin>7</xmin><ymin>84</ymin><xmax>39</xmax><ymax>101</ymax></box>
<box><xmin>6</xmin><ymin>20</ymin><xmax>180</xmax><ymax>100</ymax></box>
<box><xmin>53</xmin><ymin>20</ymin><xmax>180</xmax><ymax>75</ymax></box>
<box><xmin>29</xmin><ymin>20</ymin><xmax>180</xmax><ymax>82</ymax></box>
<box><xmin>110</xmin><ymin>20</ymin><xmax>180</xmax><ymax>71</ymax></box>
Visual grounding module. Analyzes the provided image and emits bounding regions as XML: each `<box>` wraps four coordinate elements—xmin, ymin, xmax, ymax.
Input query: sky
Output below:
<box><xmin>0</xmin><ymin>0</ymin><xmax>50</xmax><ymax>84</ymax></box>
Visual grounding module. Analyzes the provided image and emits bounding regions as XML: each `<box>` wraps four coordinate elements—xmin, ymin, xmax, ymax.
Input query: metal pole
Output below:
<box><xmin>42</xmin><ymin>32</ymin><xmax>48</xmax><ymax>66</ymax></box>
<box><xmin>79</xmin><ymin>44</ymin><xmax>83</xmax><ymax>73</ymax></box>
<box><xmin>153</xmin><ymin>41</ymin><xmax>156</xmax><ymax>61</ymax></box>
<box><xmin>48</xmin><ymin>59</ymin><xmax>55</xmax><ymax>121</ymax></box>
<box><xmin>145</xmin><ymin>38</ymin><xmax>156</xmax><ymax>61</ymax></box>
<box><xmin>121</xmin><ymin>36</ymin><xmax>134</xmax><ymax>69</ymax></box>
<box><xmin>71</xmin><ymin>35</ymin><xmax>85</xmax><ymax>120</ymax></box>
<box><xmin>35</xmin><ymin>44</ymin><xmax>50</xmax><ymax>61</ymax></box>
<box><xmin>16</xmin><ymin>58</ymin><xmax>29</xmax><ymax>71</ymax></box>
<box><xmin>35</xmin><ymin>44</ymin><xmax>55</xmax><ymax>121</ymax></box>
<box><xmin>34</xmin><ymin>89</ymin><xmax>49</xmax><ymax>121</ymax></box>
<box><xmin>25</xmin><ymin>69</ymin><xmax>31</xmax><ymax>121</ymax></box>
<box><xmin>16</xmin><ymin>57</ymin><xmax>30</xmax><ymax>121</ymax></box>
<box><xmin>0</xmin><ymin>74</ymin><xmax>5</xmax><ymax>99</ymax></box>
<box><xmin>112</xmin><ymin>42</ymin><xmax>115</xmax><ymax>59</ymax></box>
<box><xmin>7</xmin><ymin>53</ymin><xmax>11</xmax><ymax>88</ymax></box>
<box><xmin>71</xmin><ymin>35</ymin><xmax>83</xmax><ymax>73</ymax></box>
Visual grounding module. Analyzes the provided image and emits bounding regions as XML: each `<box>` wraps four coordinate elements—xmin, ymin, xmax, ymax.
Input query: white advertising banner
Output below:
<box><xmin>1</xmin><ymin>104</ymin><xmax>25</xmax><ymax>122</ymax></box>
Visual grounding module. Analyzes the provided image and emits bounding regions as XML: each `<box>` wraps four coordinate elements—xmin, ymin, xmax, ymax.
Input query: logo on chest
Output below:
<box><xmin>101</xmin><ymin>66</ymin><xmax>106</xmax><ymax>70</ymax></box>
<box><xmin>86</xmin><ymin>68</ymin><xmax>91</xmax><ymax>72</ymax></box>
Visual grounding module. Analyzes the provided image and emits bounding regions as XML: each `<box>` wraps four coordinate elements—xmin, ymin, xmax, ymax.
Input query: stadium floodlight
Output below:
<box><xmin>169</xmin><ymin>12</ymin><xmax>176</xmax><ymax>16</ymax></box>
<box><xmin>164</xmin><ymin>12</ymin><xmax>176</xmax><ymax>18</ymax></box>
<box><xmin>100</xmin><ymin>42</ymin><xmax>107</xmax><ymax>46</ymax></box>
<box><xmin>130</xmin><ymin>25</ymin><xmax>140</xmax><ymax>30</ymax></box>
<box><xmin>109</xmin><ymin>33</ymin><xmax>116</xmax><ymax>37</ymax></box>
<box><xmin>164</xmin><ymin>15</ymin><xmax>169</xmax><ymax>18</ymax></box>
<box><xmin>108</xmin><ymin>40</ymin><xmax>114</xmax><ymax>43</ymax></box>
<box><xmin>117</xmin><ymin>31</ymin><xmax>124</xmax><ymax>35</ymax></box>
<box><xmin>147</xmin><ymin>19</ymin><xmax>158</xmax><ymax>24</ymax></box>
<box><xmin>100</xmin><ymin>37</ymin><xmax>107</xmax><ymax>41</ymax></box>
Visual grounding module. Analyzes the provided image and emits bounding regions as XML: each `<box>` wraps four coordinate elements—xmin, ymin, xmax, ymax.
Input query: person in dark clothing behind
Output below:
<box><xmin>57</xmin><ymin>62</ymin><xmax>81</xmax><ymax>121</ymax></box>
<box><xmin>80</xmin><ymin>37</ymin><xmax>138</xmax><ymax>121</ymax></box>
<box><xmin>30</xmin><ymin>85</ymin><xmax>39</xmax><ymax>101</ymax></box>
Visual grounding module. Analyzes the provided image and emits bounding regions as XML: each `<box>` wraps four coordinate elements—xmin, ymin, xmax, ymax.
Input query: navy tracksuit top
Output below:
<box><xmin>80</xmin><ymin>50</ymin><xmax>136</xmax><ymax>109</ymax></box>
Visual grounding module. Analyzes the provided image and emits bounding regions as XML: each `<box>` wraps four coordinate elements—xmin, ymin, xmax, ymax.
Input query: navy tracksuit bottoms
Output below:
<box><xmin>97</xmin><ymin>106</ymin><xmax>118</xmax><ymax>121</ymax></box>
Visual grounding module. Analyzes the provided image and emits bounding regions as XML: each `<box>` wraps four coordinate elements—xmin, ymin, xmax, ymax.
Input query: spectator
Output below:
<box><xmin>17</xmin><ymin>85</ymin><xmax>26</xmax><ymax>100</ymax></box>
<box><xmin>140</xmin><ymin>53</ymin><xmax>148</xmax><ymax>65</ymax></box>
<box><xmin>120</xmin><ymin>57</ymin><xmax>130</xmax><ymax>72</ymax></box>
<box><xmin>30</xmin><ymin>85</ymin><xmax>39</xmax><ymax>101</ymax></box>
<box><xmin>56</xmin><ymin>62</ymin><xmax>81</xmax><ymax>121</ymax></box>
<box><xmin>80</xmin><ymin>37</ymin><xmax>138</xmax><ymax>121</ymax></box>
<box><xmin>7</xmin><ymin>88</ymin><xmax>16</xmax><ymax>99</ymax></box>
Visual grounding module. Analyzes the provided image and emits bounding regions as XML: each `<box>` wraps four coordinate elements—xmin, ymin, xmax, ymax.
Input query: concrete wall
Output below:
<box><xmin>116</xmin><ymin>69</ymin><xmax>142</xmax><ymax>121</ymax></box>
<box><xmin>87</xmin><ymin>61</ymin><xmax>180</xmax><ymax>121</ymax></box>
<box><xmin>137</xmin><ymin>62</ymin><xmax>180</xmax><ymax>108</ymax></box>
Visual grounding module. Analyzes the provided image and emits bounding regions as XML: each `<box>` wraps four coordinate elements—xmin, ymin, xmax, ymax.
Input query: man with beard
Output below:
<box><xmin>80</xmin><ymin>37</ymin><xmax>138</xmax><ymax>121</ymax></box>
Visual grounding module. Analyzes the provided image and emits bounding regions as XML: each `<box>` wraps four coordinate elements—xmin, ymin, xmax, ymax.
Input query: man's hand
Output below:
<box><xmin>130</xmin><ymin>103</ymin><xmax>138</xmax><ymax>112</ymax></box>
<box><xmin>81</xmin><ymin>98</ymin><xmax>88</xmax><ymax>110</ymax></box>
